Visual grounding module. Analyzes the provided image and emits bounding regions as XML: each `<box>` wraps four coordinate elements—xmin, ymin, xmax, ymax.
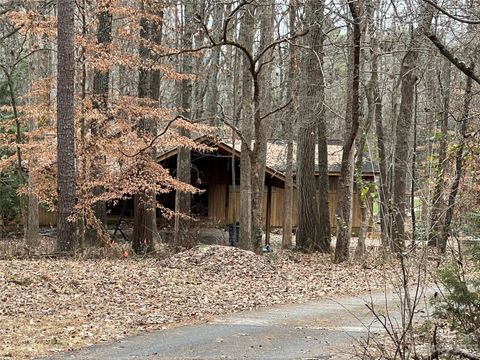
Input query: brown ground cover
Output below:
<box><xmin>1</xmin><ymin>244</ymin><xmax>407</xmax><ymax>359</ymax></box>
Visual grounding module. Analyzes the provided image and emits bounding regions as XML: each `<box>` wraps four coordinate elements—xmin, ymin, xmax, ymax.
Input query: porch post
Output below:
<box><xmin>265</xmin><ymin>184</ymin><xmax>272</xmax><ymax>246</ymax></box>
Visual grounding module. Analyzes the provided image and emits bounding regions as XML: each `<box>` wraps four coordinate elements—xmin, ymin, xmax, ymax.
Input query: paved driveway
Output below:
<box><xmin>45</xmin><ymin>290</ymin><xmax>424</xmax><ymax>360</ymax></box>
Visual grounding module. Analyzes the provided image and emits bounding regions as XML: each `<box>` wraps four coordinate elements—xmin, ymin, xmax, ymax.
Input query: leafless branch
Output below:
<box><xmin>260</xmin><ymin>99</ymin><xmax>292</xmax><ymax>121</ymax></box>
<box><xmin>254</xmin><ymin>30</ymin><xmax>308</xmax><ymax>64</ymax></box>
<box><xmin>422</xmin><ymin>0</ymin><xmax>480</xmax><ymax>24</ymax></box>
<box><xmin>218</xmin><ymin>103</ymin><xmax>250</xmax><ymax>150</ymax></box>
<box><xmin>120</xmin><ymin>115</ymin><xmax>189</xmax><ymax>158</ymax></box>
<box><xmin>426</xmin><ymin>32</ymin><xmax>480</xmax><ymax>85</ymax></box>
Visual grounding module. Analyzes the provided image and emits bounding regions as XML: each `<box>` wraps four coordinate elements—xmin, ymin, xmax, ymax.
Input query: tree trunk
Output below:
<box><xmin>87</xmin><ymin>5</ymin><xmax>112</xmax><ymax>246</ymax></box>
<box><xmin>374</xmin><ymin>84</ymin><xmax>389</xmax><ymax>247</ymax></box>
<box><xmin>26</xmin><ymin>115</ymin><xmax>39</xmax><ymax>249</ymax></box>
<box><xmin>282</xmin><ymin>0</ymin><xmax>297</xmax><ymax>250</ymax></box>
<box><xmin>238</xmin><ymin>6</ymin><xmax>255</xmax><ymax>250</ymax></box>
<box><xmin>334</xmin><ymin>3</ymin><xmax>361</xmax><ymax>263</ymax></box>
<box><xmin>205</xmin><ymin>3</ymin><xmax>222</xmax><ymax>126</ymax></box>
<box><xmin>250</xmin><ymin>2</ymin><xmax>274</xmax><ymax>251</ymax></box>
<box><xmin>428</xmin><ymin>59</ymin><xmax>451</xmax><ymax>252</ymax></box>
<box><xmin>173</xmin><ymin>1</ymin><xmax>194</xmax><ymax>249</ymax></box>
<box><xmin>442</xmin><ymin>64</ymin><xmax>474</xmax><ymax>247</ymax></box>
<box><xmin>56</xmin><ymin>0</ymin><xmax>76</xmax><ymax>252</ymax></box>
<box><xmin>354</xmin><ymin>0</ymin><xmax>378</xmax><ymax>259</ymax></box>
<box><xmin>148</xmin><ymin>8</ymin><xmax>164</xmax><ymax>251</ymax></box>
<box><xmin>391</xmin><ymin>9</ymin><xmax>433</xmax><ymax>251</ymax></box>
<box><xmin>355</xmin><ymin>56</ymin><xmax>376</xmax><ymax>260</ymax></box>
<box><xmin>314</xmin><ymin>0</ymin><xmax>331</xmax><ymax>253</ymax></box>
<box><xmin>411</xmin><ymin>82</ymin><xmax>418</xmax><ymax>244</ymax></box>
<box><xmin>296</xmin><ymin>0</ymin><xmax>330</xmax><ymax>253</ymax></box>
<box><xmin>133</xmin><ymin>6</ymin><xmax>162</xmax><ymax>253</ymax></box>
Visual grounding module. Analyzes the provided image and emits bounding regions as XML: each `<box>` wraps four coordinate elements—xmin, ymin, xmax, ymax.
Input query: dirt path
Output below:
<box><xmin>45</xmin><ymin>290</ymin><xmax>418</xmax><ymax>360</ymax></box>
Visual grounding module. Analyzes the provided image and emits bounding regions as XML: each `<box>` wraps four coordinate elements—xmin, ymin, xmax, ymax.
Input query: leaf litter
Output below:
<box><xmin>0</xmin><ymin>245</ymin><xmax>417</xmax><ymax>359</ymax></box>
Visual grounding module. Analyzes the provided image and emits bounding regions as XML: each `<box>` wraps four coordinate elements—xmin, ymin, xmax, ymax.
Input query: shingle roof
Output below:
<box><xmin>223</xmin><ymin>139</ymin><xmax>378</xmax><ymax>175</ymax></box>
<box><xmin>157</xmin><ymin>136</ymin><xmax>379</xmax><ymax>176</ymax></box>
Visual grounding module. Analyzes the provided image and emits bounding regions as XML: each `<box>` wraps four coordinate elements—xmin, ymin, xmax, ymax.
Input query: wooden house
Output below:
<box><xmin>38</xmin><ymin>137</ymin><xmax>379</xmax><ymax>237</ymax></box>
<box><xmin>156</xmin><ymin>136</ymin><xmax>378</xmax><ymax>236</ymax></box>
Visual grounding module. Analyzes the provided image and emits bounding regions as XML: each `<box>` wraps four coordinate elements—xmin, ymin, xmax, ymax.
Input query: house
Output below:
<box><xmin>155</xmin><ymin>136</ymin><xmax>378</xmax><ymax>238</ymax></box>
<box><xmin>39</xmin><ymin>136</ymin><xmax>379</xmax><ymax>239</ymax></box>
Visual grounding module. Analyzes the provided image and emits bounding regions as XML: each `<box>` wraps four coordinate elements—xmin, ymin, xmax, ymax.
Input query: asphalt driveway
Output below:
<box><xmin>45</xmin><ymin>289</ymin><xmax>426</xmax><ymax>360</ymax></box>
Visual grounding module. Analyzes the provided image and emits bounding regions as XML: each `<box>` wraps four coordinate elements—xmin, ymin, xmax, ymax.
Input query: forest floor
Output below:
<box><xmin>1</xmin><ymin>238</ymin><xmax>432</xmax><ymax>359</ymax></box>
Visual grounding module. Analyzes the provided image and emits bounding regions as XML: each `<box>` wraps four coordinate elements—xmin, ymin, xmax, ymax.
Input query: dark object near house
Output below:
<box><xmin>227</xmin><ymin>222</ymin><xmax>240</xmax><ymax>246</ymax></box>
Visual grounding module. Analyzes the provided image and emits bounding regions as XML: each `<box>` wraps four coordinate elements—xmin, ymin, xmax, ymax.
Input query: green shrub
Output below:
<box><xmin>433</xmin><ymin>243</ymin><xmax>480</xmax><ymax>348</ymax></box>
<box><xmin>0</xmin><ymin>169</ymin><xmax>22</xmax><ymax>223</ymax></box>
<box><xmin>458</xmin><ymin>211</ymin><xmax>480</xmax><ymax>238</ymax></box>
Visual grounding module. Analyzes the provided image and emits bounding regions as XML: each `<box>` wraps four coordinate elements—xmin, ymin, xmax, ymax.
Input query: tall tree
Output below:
<box><xmin>133</xmin><ymin>2</ymin><xmax>164</xmax><ymax>253</ymax></box>
<box><xmin>334</xmin><ymin>1</ymin><xmax>361</xmax><ymax>263</ymax></box>
<box><xmin>428</xmin><ymin>59</ymin><xmax>451</xmax><ymax>251</ymax></box>
<box><xmin>237</xmin><ymin>5</ymin><xmax>255</xmax><ymax>250</ymax></box>
<box><xmin>314</xmin><ymin>0</ymin><xmax>331</xmax><ymax>252</ymax></box>
<box><xmin>56</xmin><ymin>0</ymin><xmax>76</xmax><ymax>252</ymax></box>
<box><xmin>390</xmin><ymin>6</ymin><xmax>434</xmax><ymax>251</ymax></box>
<box><xmin>87</xmin><ymin>1</ymin><xmax>112</xmax><ymax>246</ymax></box>
<box><xmin>354</xmin><ymin>0</ymin><xmax>376</xmax><ymax>259</ymax></box>
<box><xmin>251</xmin><ymin>1</ymin><xmax>274</xmax><ymax>249</ymax></box>
<box><xmin>173</xmin><ymin>1</ymin><xmax>194</xmax><ymax>248</ymax></box>
<box><xmin>282</xmin><ymin>0</ymin><xmax>297</xmax><ymax>249</ymax></box>
<box><xmin>296</xmin><ymin>0</ymin><xmax>330</xmax><ymax>253</ymax></box>
<box><xmin>442</xmin><ymin>64</ymin><xmax>474</xmax><ymax>247</ymax></box>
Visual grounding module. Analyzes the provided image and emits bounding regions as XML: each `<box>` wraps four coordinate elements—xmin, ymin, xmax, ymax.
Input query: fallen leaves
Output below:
<box><xmin>0</xmin><ymin>245</ymin><xmax>417</xmax><ymax>359</ymax></box>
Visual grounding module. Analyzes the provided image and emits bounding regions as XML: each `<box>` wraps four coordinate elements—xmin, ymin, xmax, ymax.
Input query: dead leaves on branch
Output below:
<box><xmin>1</xmin><ymin>245</ymin><xmax>413</xmax><ymax>359</ymax></box>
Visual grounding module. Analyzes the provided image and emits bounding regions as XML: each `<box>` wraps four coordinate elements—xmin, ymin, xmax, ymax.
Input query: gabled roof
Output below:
<box><xmin>157</xmin><ymin>136</ymin><xmax>379</xmax><ymax>180</ymax></box>
<box><xmin>261</xmin><ymin>139</ymin><xmax>378</xmax><ymax>175</ymax></box>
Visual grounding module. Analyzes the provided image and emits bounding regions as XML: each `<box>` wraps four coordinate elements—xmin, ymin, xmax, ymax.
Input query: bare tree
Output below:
<box><xmin>391</xmin><ymin>5</ymin><xmax>434</xmax><ymax>252</ymax></box>
<box><xmin>428</xmin><ymin>59</ymin><xmax>451</xmax><ymax>252</ymax></box>
<box><xmin>173</xmin><ymin>1</ymin><xmax>195</xmax><ymax>249</ymax></box>
<box><xmin>282</xmin><ymin>0</ymin><xmax>297</xmax><ymax>250</ymax></box>
<box><xmin>297</xmin><ymin>0</ymin><xmax>330</xmax><ymax>253</ymax></box>
<box><xmin>334</xmin><ymin>1</ymin><xmax>361</xmax><ymax>263</ymax></box>
<box><xmin>443</xmin><ymin>64</ymin><xmax>474</xmax><ymax>248</ymax></box>
<box><xmin>87</xmin><ymin>2</ymin><xmax>112</xmax><ymax>246</ymax></box>
<box><xmin>238</xmin><ymin>5</ymin><xmax>254</xmax><ymax>250</ymax></box>
<box><xmin>315</xmin><ymin>0</ymin><xmax>331</xmax><ymax>252</ymax></box>
<box><xmin>56</xmin><ymin>0</ymin><xmax>76</xmax><ymax>252</ymax></box>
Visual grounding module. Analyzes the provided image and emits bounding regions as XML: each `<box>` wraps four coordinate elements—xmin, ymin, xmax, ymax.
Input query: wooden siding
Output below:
<box><xmin>39</xmin><ymin>208</ymin><xmax>57</xmax><ymax>226</ymax></box>
<box><xmin>208</xmin><ymin>184</ymin><xmax>227</xmax><ymax>220</ymax></box>
<box><xmin>209</xmin><ymin>185</ymin><xmax>365</xmax><ymax>231</ymax></box>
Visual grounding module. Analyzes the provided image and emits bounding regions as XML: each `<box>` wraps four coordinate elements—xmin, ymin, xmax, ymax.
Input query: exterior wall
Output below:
<box><xmin>208</xmin><ymin>184</ymin><xmax>367</xmax><ymax>232</ymax></box>
<box><xmin>39</xmin><ymin>209</ymin><xmax>57</xmax><ymax>226</ymax></box>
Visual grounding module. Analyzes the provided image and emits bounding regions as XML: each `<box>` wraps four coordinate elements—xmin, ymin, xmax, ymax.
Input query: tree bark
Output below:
<box><xmin>391</xmin><ymin>8</ymin><xmax>434</xmax><ymax>251</ymax></box>
<box><xmin>133</xmin><ymin>4</ymin><xmax>163</xmax><ymax>253</ymax></box>
<box><xmin>296</xmin><ymin>0</ymin><xmax>330</xmax><ymax>253</ymax></box>
<box><xmin>148</xmin><ymin>7</ymin><xmax>164</xmax><ymax>251</ymax></box>
<box><xmin>442</xmin><ymin>64</ymin><xmax>474</xmax><ymax>250</ymax></box>
<box><xmin>282</xmin><ymin>0</ymin><xmax>297</xmax><ymax>250</ymax></box>
<box><xmin>374</xmin><ymin>84</ymin><xmax>389</xmax><ymax>247</ymax></box>
<box><xmin>56</xmin><ymin>0</ymin><xmax>76</xmax><ymax>252</ymax></box>
<box><xmin>250</xmin><ymin>2</ymin><xmax>274</xmax><ymax>251</ymax></box>
<box><xmin>173</xmin><ymin>1</ymin><xmax>194</xmax><ymax>249</ymax></box>
<box><xmin>205</xmin><ymin>3</ymin><xmax>222</xmax><ymax>126</ymax></box>
<box><xmin>87</xmin><ymin>4</ymin><xmax>112</xmax><ymax>246</ymax></box>
<box><xmin>334</xmin><ymin>3</ymin><xmax>361</xmax><ymax>263</ymax></box>
<box><xmin>355</xmin><ymin>58</ymin><xmax>376</xmax><ymax>259</ymax></box>
<box><xmin>428</xmin><ymin>59</ymin><xmax>451</xmax><ymax>252</ymax></box>
<box><xmin>238</xmin><ymin>6</ymin><xmax>255</xmax><ymax>250</ymax></box>
<box><xmin>314</xmin><ymin>0</ymin><xmax>331</xmax><ymax>252</ymax></box>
